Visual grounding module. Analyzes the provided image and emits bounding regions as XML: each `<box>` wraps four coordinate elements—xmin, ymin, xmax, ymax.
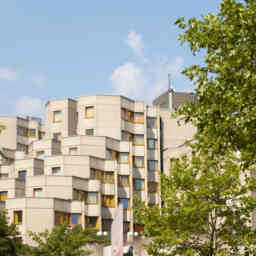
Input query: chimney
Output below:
<box><xmin>168</xmin><ymin>74</ymin><xmax>175</xmax><ymax>111</ymax></box>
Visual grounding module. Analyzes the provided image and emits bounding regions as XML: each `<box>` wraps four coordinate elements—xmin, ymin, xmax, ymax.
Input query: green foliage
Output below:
<box><xmin>0</xmin><ymin>124</ymin><xmax>5</xmax><ymax>134</ymax></box>
<box><xmin>24</xmin><ymin>224</ymin><xmax>107</xmax><ymax>256</ymax></box>
<box><xmin>175</xmin><ymin>0</ymin><xmax>256</xmax><ymax>166</ymax></box>
<box><xmin>135</xmin><ymin>152</ymin><xmax>256</xmax><ymax>255</ymax></box>
<box><xmin>135</xmin><ymin>1</ymin><xmax>256</xmax><ymax>255</ymax></box>
<box><xmin>0</xmin><ymin>211</ymin><xmax>23</xmax><ymax>256</ymax></box>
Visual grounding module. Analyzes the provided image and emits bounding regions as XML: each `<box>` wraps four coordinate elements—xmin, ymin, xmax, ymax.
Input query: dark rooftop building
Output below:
<box><xmin>152</xmin><ymin>91</ymin><xmax>196</xmax><ymax>110</ymax></box>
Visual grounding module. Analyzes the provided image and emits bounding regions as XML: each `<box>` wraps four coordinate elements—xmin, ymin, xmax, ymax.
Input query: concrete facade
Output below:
<box><xmin>0</xmin><ymin>94</ymin><xmax>195</xmax><ymax>247</ymax></box>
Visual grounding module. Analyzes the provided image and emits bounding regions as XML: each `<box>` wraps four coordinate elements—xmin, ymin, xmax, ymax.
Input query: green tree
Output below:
<box><xmin>175</xmin><ymin>0</ymin><xmax>256</xmax><ymax>167</ymax></box>
<box><xmin>135</xmin><ymin>152</ymin><xmax>256</xmax><ymax>255</ymax></box>
<box><xmin>0</xmin><ymin>211</ymin><xmax>24</xmax><ymax>256</ymax></box>
<box><xmin>135</xmin><ymin>0</ymin><xmax>256</xmax><ymax>255</ymax></box>
<box><xmin>0</xmin><ymin>124</ymin><xmax>5</xmax><ymax>134</ymax></box>
<box><xmin>24</xmin><ymin>224</ymin><xmax>107</xmax><ymax>256</ymax></box>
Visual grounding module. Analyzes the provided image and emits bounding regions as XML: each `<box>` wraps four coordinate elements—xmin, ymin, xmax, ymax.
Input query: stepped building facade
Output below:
<box><xmin>0</xmin><ymin>93</ymin><xmax>195</xmax><ymax>244</ymax></box>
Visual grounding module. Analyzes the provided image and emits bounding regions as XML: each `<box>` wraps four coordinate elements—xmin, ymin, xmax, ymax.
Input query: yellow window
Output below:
<box><xmin>53</xmin><ymin>111</ymin><xmax>62</xmax><ymax>123</ymax></box>
<box><xmin>14</xmin><ymin>211</ymin><xmax>23</xmax><ymax>225</ymax></box>
<box><xmin>85</xmin><ymin>106</ymin><xmax>94</xmax><ymax>118</ymax></box>
<box><xmin>102</xmin><ymin>195</ymin><xmax>115</xmax><ymax>208</ymax></box>
<box><xmin>134</xmin><ymin>112</ymin><xmax>144</xmax><ymax>124</ymax></box>
<box><xmin>0</xmin><ymin>191</ymin><xmax>7</xmax><ymax>201</ymax></box>
<box><xmin>102</xmin><ymin>172</ymin><xmax>114</xmax><ymax>184</ymax></box>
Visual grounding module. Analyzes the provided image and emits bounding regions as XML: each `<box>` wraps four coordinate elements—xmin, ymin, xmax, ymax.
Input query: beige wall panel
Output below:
<box><xmin>85</xmin><ymin>204</ymin><xmax>100</xmax><ymax>216</ymax></box>
<box><xmin>147</xmin><ymin>128</ymin><xmax>158</xmax><ymax>139</ymax></box>
<box><xmin>133</xmin><ymin>168</ymin><xmax>146</xmax><ymax>179</ymax></box>
<box><xmin>54</xmin><ymin>199</ymin><xmax>70</xmax><ymax>212</ymax></box>
<box><xmin>104</xmin><ymin>161</ymin><xmax>115</xmax><ymax>171</ymax></box>
<box><xmin>119</xmin><ymin>142</ymin><xmax>130</xmax><ymax>152</ymax></box>
<box><xmin>118</xmin><ymin>164</ymin><xmax>130</xmax><ymax>175</ymax></box>
<box><xmin>106</xmin><ymin>138</ymin><xmax>120</xmax><ymax>151</ymax></box>
<box><xmin>134</xmin><ymin>102</ymin><xmax>145</xmax><ymax>112</ymax></box>
<box><xmin>147</xmin><ymin>150</ymin><xmax>158</xmax><ymax>160</ymax></box>
<box><xmin>102</xmin><ymin>184</ymin><xmax>115</xmax><ymax>195</ymax></box>
<box><xmin>0</xmin><ymin>117</ymin><xmax>17</xmax><ymax>149</ymax></box>
<box><xmin>147</xmin><ymin>107</ymin><xmax>157</xmax><ymax>117</ymax></box>
<box><xmin>133</xmin><ymin>124</ymin><xmax>145</xmax><ymax>134</ymax></box>
<box><xmin>118</xmin><ymin>187</ymin><xmax>130</xmax><ymax>198</ymax></box>
<box><xmin>148</xmin><ymin>172</ymin><xmax>160</xmax><ymax>182</ymax></box>
<box><xmin>133</xmin><ymin>146</ymin><xmax>145</xmax><ymax>156</ymax></box>
<box><xmin>87</xmin><ymin>180</ymin><xmax>100</xmax><ymax>191</ymax></box>
<box><xmin>71</xmin><ymin>201</ymin><xmax>84</xmax><ymax>212</ymax></box>
<box><xmin>6</xmin><ymin>198</ymin><xmax>26</xmax><ymax>209</ymax></box>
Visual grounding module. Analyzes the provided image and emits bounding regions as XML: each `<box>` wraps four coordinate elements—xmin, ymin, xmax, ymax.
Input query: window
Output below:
<box><xmin>134</xmin><ymin>112</ymin><xmax>144</xmax><ymax>124</ymax></box>
<box><xmin>71</xmin><ymin>213</ymin><xmax>81</xmax><ymax>226</ymax></box>
<box><xmin>124</xmin><ymin>222</ymin><xmax>130</xmax><ymax>233</ymax></box>
<box><xmin>122</xmin><ymin>108</ymin><xmax>134</xmax><ymax>122</ymax></box>
<box><xmin>53</xmin><ymin>133</ymin><xmax>62</xmax><ymax>141</ymax></box>
<box><xmin>37</xmin><ymin>151</ymin><xmax>45</xmax><ymax>160</ymax></box>
<box><xmin>33</xmin><ymin>188</ymin><xmax>42</xmax><ymax>197</ymax></box>
<box><xmin>17</xmin><ymin>127</ymin><xmax>23</xmax><ymax>136</ymax></box>
<box><xmin>1</xmin><ymin>158</ymin><xmax>12</xmax><ymax>166</ymax></box>
<box><xmin>148</xmin><ymin>160</ymin><xmax>158</xmax><ymax>171</ymax></box>
<box><xmin>73</xmin><ymin>189</ymin><xmax>86</xmax><ymax>201</ymax></box>
<box><xmin>86</xmin><ymin>216</ymin><xmax>99</xmax><ymax>229</ymax></box>
<box><xmin>55</xmin><ymin>211</ymin><xmax>70</xmax><ymax>225</ymax></box>
<box><xmin>148</xmin><ymin>139</ymin><xmax>157</xmax><ymax>149</ymax></box>
<box><xmin>118</xmin><ymin>175</ymin><xmax>130</xmax><ymax>187</ymax></box>
<box><xmin>52</xmin><ymin>167</ymin><xmax>61</xmax><ymax>176</ymax></box>
<box><xmin>134</xmin><ymin>156</ymin><xmax>144</xmax><ymax>168</ymax></box>
<box><xmin>29</xmin><ymin>128</ymin><xmax>36</xmax><ymax>137</ymax></box>
<box><xmin>17</xmin><ymin>127</ymin><xmax>29</xmax><ymax>137</ymax></box>
<box><xmin>102</xmin><ymin>195</ymin><xmax>115</xmax><ymax>207</ymax></box>
<box><xmin>85</xmin><ymin>106</ymin><xmax>94</xmax><ymax>118</ymax></box>
<box><xmin>18</xmin><ymin>170</ymin><xmax>27</xmax><ymax>180</ymax></box>
<box><xmin>147</xmin><ymin>117</ymin><xmax>157</xmax><ymax>128</ymax></box>
<box><xmin>134</xmin><ymin>135</ymin><xmax>144</xmax><ymax>145</ymax></box>
<box><xmin>148</xmin><ymin>182</ymin><xmax>158</xmax><ymax>193</ymax></box>
<box><xmin>69</xmin><ymin>147</ymin><xmax>77</xmax><ymax>155</ymax></box>
<box><xmin>17</xmin><ymin>143</ymin><xmax>28</xmax><ymax>153</ymax></box>
<box><xmin>90</xmin><ymin>168</ymin><xmax>101</xmax><ymax>180</ymax></box>
<box><xmin>86</xmin><ymin>129</ymin><xmax>94</xmax><ymax>136</ymax></box>
<box><xmin>53</xmin><ymin>111</ymin><xmax>62</xmax><ymax>123</ymax></box>
<box><xmin>0</xmin><ymin>191</ymin><xmax>7</xmax><ymax>201</ymax></box>
<box><xmin>118</xmin><ymin>152</ymin><xmax>129</xmax><ymax>164</ymax></box>
<box><xmin>134</xmin><ymin>179</ymin><xmax>145</xmax><ymax>191</ymax></box>
<box><xmin>85</xmin><ymin>192</ymin><xmax>98</xmax><ymax>204</ymax></box>
<box><xmin>121</xmin><ymin>131</ymin><xmax>133</xmax><ymax>142</ymax></box>
<box><xmin>119</xmin><ymin>198</ymin><xmax>129</xmax><ymax>210</ymax></box>
<box><xmin>102</xmin><ymin>172</ymin><xmax>114</xmax><ymax>184</ymax></box>
<box><xmin>106</xmin><ymin>149</ymin><xmax>117</xmax><ymax>160</ymax></box>
<box><xmin>14</xmin><ymin>211</ymin><xmax>23</xmax><ymax>225</ymax></box>
<box><xmin>102</xmin><ymin>219</ymin><xmax>113</xmax><ymax>232</ymax></box>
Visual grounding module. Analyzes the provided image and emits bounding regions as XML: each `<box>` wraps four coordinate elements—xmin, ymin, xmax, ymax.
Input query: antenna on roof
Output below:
<box><xmin>168</xmin><ymin>73</ymin><xmax>175</xmax><ymax>92</ymax></box>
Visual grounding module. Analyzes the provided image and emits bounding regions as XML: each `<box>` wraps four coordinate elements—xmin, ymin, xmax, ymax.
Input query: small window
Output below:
<box><xmin>53</xmin><ymin>111</ymin><xmax>62</xmax><ymax>123</ymax></box>
<box><xmin>29</xmin><ymin>129</ymin><xmax>36</xmax><ymax>137</ymax></box>
<box><xmin>69</xmin><ymin>147</ymin><xmax>77</xmax><ymax>155</ymax></box>
<box><xmin>134</xmin><ymin>113</ymin><xmax>144</xmax><ymax>124</ymax></box>
<box><xmin>102</xmin><ymin>195</ymin><xmax>115</xmax><ymax>207</ymax></box>
<box><xmin>86</xmin><ymin>192</ymin><xmax>98</xmax><ymax>204</ymax></box>
<box><xmin>148</xmin><ymin>139</ymin><xmax>157</xmax><ymax>149</ymax></box>
<box><xmin>119</xmin><ymin>198</ymin><xmax>129</xmax><ymax>210</ymax></box>
<box><xmin>53</xmin><ymin>133</ymin><xmax>62</xmax><ymax>141</ymax></box>
<box><xmin>52</xmin><ymin>167</ymin><xmax>61</xmax><ymax>176</ymax></box>
<box><xmin>86</xmin><ymin>216</ymin><xmax>99</xmax><ymax>229</ymax></box>
<box><xmin>0</xmin><ymin>191</ymin><xmax>8</xmax><ymax>201</ymax></box>
<box><xmin>121</xmin><ymin>131</ymin><xmax>126</xmax><ymax>141</ymax></box>
<box><xmin>18</xmin><ymin>170</ymin><xmax>27</xmax><ymax>180</ymax></box>
<box><xmin>148</xmin><ymin>182</ymin><xmax>158</xmax><ymax>193</ymax></box>
<box><xmin>134</xmin><ymin>179</ymin><xmax>145</xmax><ymax>191</ymax></box>
<box><xmin>90</xmin><ymin>168</ymin><xmax>101</xmax><ymax>180</ymax></box>
<box><xmin>55</xmin><ymin>211</ymin><xmax>70</xmax><ymax>225</ymax></box>
<box><xmin>14</xmin><ymin>211</ymin><xmax>23</xmax><ymax>225</ymax></box>
<box><xmin>85</xmin><ymin>106</ymin><xmax>94</xmax><ymax>118</ymax></box>
<box><xmin>118</xmin><ymin>152</ymin><xmax>129</xmax><ymax>164</ymax></box>
<box><xmin>148</xmin><ymin>160</ymin><xmax>158</xmax><ymax>171</ymax></box>
<box><xmin>147</xmin><ymin>117</ymin><xmax>157</xmax><ymax>128</ymax></box>
<box><xmin>106</xmin><ymin>149</ymin><xmax>117</xmax><ymax>160</ymax></box>
<box><xmin>102</xmin><ymin>172</ymin><xmax>114</xmax><ymax>184</ymax></box>
<box><xmin>118</xmin><ymin>175</ymin><xmax>129</xmax><ymax>187</ymax></box>
<box><xmin>86</xmin><ymin>129</ymin><xmax>94</xmax><ymax>136</ymax></box>
<box><xmin>134</xmin><ymin>135</ymin><xmax>144</xmax><ymax>145</ymax></box>
<box><xmin>102</xmin><ymin>219</ymin><xmax>113</xmax><ymax>231</ymax></box>
<box><xmin>37</xmin><ymin>151</ymin><xmax>45</xmax><ymax>160</ymax></box>
<box><xmin>71</xmin><ymin>213</ymin><xmax>81</xmax><ymax>226</ymax></box>
<box><xmin>73</xmin><ymin>189</ymin><xmax>86</xmax><ymax>201</ymax></box>
<box><xmin>124</xmin><ymin>221</ymin><xmax>130</xmax><ymax>233</ymax></box>
<box><xmin>134</xmin><ymin>156</ymin><xmax>144</xmax><ymax>168</ymax></box>
<box><xmin>33</xmin><ymin>188</ymin><xmax>42</xmax><ymax>197</ymax></box>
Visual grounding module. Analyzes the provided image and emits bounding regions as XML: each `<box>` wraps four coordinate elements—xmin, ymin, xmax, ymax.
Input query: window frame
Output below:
<box><xmin>0</xmin><ymin>191</ymin><xmax>8</xmax><ymax>201</ymax></box>
<box><xmin>148</xmin><ymin>160</ymin><xmax>158</xmax><ymax>171</ymax></box>
<box><xmin>85</xmin><ymin>106</ymin><xmax>94</xmax><ymax>119</ymax></box>
<box><xmin>133</xmin><ymin>178</ymin><xmax>145</xmax><ymax>191</ymax></box>
<box><xmin>134</xmin><ymin>112</ymin><xmax>144</xmax><ymax>124</ymax></box>
<box><xmin>102</xmin><ymin>171</ymin><xmax>114</xmax><ymax>184</ymax></box>
<box><xmin>148</xmin><ymin>139</ymin><xmax>158</xmax><ymax>150</ymax></box>
<box><xmin>102</xmin><ymin>195</ymin><xmax>115</xmax><ymax>208</ymax></box>
<box><xmin>53</xmin><ymin>110</ymin><xmax>62</xmax><ymax>123</ymax></box>
<box><xmin>148</xmin><ymin>182</ymin><xmax>158</xmax><ymax>193</ymax></box>
<box><xmin>118</xmin><ymin>152</ymin><xmax>129</xmax><ymax>164</ymax></box>
<box><xmin>86</xmin><ymin>129</ymin><xmax>94</xmax><ymax>136</ymax></box>
<box><xmin>134</xmin><ymin>134</ymin><xmax>144</xmax><ymax>146</ymax></box>
<box><xmin>52</xmin><ymin>167</ymin><xmax>61</xmax><ymax>176</ymax></box>
<box><xmin>14</xmin><ymin>211</ymin><xmax>23</xmax><ymax>225</ymax></box>
<box><xmin>147</xmin><ymin>117</ymin><xmax>157</xmax><ymax>128</ymax></box>
<box><xmin>85</xmin><ymin>216</ymin><xmax>99</xmax><ymax>229</ymax></box>
<box><xmin>118</xmin><ymin>175</ymin><xmax>130</xmax><ymax>187</ymax></box>
<box><xmin>133</xmin><ymin>156</ymin><xmax>145</xmax><ymax>168</ymax></box>
<box><xmin>85</xmin><ymin>192</ymin><xmax>98</xmax><ymax>205</ymax></box>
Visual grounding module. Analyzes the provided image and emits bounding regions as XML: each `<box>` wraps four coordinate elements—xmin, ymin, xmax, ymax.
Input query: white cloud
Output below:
<box><xmin>126</xmin><ymin>31</ymin><xmax>143</xmax><ymax>57</ymax></box>
<box><xmin>30</xmin><ymin>73</ymin><xmax>45</xmax><ymax>88</ymax></box>
<box><xmin>0</xmin><ymin>67</ymin><xmax>17</xmax><ymax>81</ymax></box>
<box><xmin>15</xmin><ymin>97</ymin><xmax>43</xmax><ymax>116</ymax></box>
<box><xmin>110</xmin><ymin>62</ymin><xmax>146</xmax><ymax>98</ymax></box>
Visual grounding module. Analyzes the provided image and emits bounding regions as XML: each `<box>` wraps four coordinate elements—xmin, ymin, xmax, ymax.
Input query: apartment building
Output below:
<box><xmin>0</xmin><ymin>93</ymin><xmax>195</xmax><ymax>245</ymax></box>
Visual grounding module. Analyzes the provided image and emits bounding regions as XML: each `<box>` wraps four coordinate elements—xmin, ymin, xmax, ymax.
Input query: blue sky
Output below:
<box><xmin>0</xmin><ymin>0</ymin><xmax>222</xmax><ymax>118</ymax></box>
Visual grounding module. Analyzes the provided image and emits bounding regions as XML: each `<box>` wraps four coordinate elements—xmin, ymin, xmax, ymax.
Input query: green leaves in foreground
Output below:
<box><xmin>24</xmin><ymin>224</ymin><xmax>108</xmax><ymax>256</ymax></box>
<box><xmin>135</xmin><ymin>152</ymin><xmax>256</xmax><ymax>256</ymax></box>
